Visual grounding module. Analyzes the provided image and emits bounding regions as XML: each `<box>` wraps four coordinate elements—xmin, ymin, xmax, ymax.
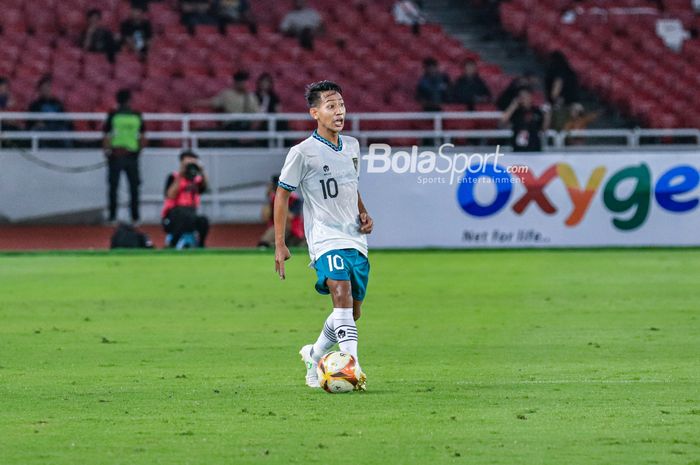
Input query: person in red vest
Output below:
<box><xmin>162</xmin><ymin>150</ymin><xmax>210</xmax><ymax>247</ymax></box>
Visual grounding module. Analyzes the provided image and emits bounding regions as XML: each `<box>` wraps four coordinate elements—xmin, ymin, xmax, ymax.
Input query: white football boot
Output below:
<box><xmin>299</xmin><ymin>344</ymin><xmax>320</xmax><ymax>388</ymax></box>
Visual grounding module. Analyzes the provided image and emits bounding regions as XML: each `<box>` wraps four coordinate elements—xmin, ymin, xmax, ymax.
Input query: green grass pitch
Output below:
<box><xmin>1</xmin><ymin>249</ymin><xmax>699</xmax><ymax>464</ymax></box>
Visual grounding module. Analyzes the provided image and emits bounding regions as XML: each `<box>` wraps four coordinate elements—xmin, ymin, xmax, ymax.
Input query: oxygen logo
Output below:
<box><xmin>457</xmin><ymin>163</ymin><xmax>700</xmax><ymax>231</ymax></box>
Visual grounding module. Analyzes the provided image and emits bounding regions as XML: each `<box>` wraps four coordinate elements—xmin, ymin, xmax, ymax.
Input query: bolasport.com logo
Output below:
<box><xmin>363</xmin><ymin>144</ymin><xmax>528</xmax><ymax>185</ymax></box>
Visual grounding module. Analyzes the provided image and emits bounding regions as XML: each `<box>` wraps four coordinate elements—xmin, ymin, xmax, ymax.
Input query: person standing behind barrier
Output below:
<box><xmin>103</xmin><ymin>89</ymin><xmax>145</xmax><ymax>224</ymax></box>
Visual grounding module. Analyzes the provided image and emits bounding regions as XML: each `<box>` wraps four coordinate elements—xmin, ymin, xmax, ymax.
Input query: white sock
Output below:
<box><xmin>310</xmin><ymin>313</ymin><xmax>336</xmax><ymax>363</ymax></box>
<box><xmin>332</xmin><ymin>307</ymin><xmax>358</xmax><ymax>365</ymax></box>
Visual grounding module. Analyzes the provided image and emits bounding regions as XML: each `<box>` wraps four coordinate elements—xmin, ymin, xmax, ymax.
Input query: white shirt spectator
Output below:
<box><xmin>393</xmin><ymin>0</ymin><xmax>425</xmax><ymax>26</ymax></box>
<box><xmin>280</xmin><ymin>7</ymin><xmax>322</xmax><ymax>34</ymax></box>
<box><xmin>656</xmin><ymin>18</ymin><xmax>690</xmax><ymax>52</ymax></box>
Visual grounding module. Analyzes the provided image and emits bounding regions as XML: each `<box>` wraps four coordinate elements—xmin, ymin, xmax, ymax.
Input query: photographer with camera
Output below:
<box><xmin>162</xmin><ymin>150</ymin><xmax>210</xmax><ymax>248</ymax></box>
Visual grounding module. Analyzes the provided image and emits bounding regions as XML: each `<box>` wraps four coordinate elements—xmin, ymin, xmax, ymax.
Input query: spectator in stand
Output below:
<box><xmin>501</xmin><ymin>88</ymin><xmax>550</xmax><ymax>152</ymax></box>
<box><xmin>131</xmin><ymin>0</ymin><xmax>158</xmax><ymax>9</ymax></box>
<box><xmin>280</xmin><ymin>0</ymin><xmax>323</xmax><ymax>51</ymax></box>
<box><xmin>256</xmin><ymin>73</ymin><xmax>287</xmax><ymax>133</ymax></box>
<box><xmin>496</xmin><ymin>70</ymin><xmax>538</xmax><ymax>111</ymax></box>
<box><xmin>82</xmin><ymin>9</ymin><xmax>117</xmax><ymax>63</ymax></box>
<box><xmin>103</xmin><ymin>89</ymin><xmax>145</xmax><ymax>224</ymax></box>
<box><xmin>258</xmin><ymin>175</ymin><xmax>305</xmax><ymax>248</ymax></box>
<box><xmin>194</xmin><ymin>70</ymin><xmax>260</xmax><ymax>131</ymax></box>
<box><xmin>0</xmin><ymin>77</ymin><xmax>14</xmax><ymax>112</ymax></box>
<box><xmin>416</xmin><ymin>57</ymin><xmax>450</xmax><ymax>111</ymax></box>
<box><xmin>393</xmin><ymin>0</ymin><xmax>425</xmax><ymax>35</ymax></box>
<box><xmin>120</xmin><ymin>5</ymin><xmax>152</xmax><ymax>57</ymax></box>
<box><xmin>545</xmin><ymin>51</ymin><xmax>580</xmax><ymax>130</ymax></box>
<box><xmin>162</xmin><ymin>150</ymin><xmax>210</xmax><ymax>248</ymax></box>
<box><xmin>450</xmin><ymin>59</ymin><xmax>492</xmax><ymax>111</ymax></box>
<box><xmin>563</xmin><ymin>103</ymin><xmax>601</xmax><ymax>145</ymax></box>
<box><xmin>28</xmin><ymin>75</ymin><xmax>70</xmax><ymax>138</ymax></box>
<box><xmin>180</xmin><ymin>0</ymin><xmax>217</xmax><ymax>34</ymax></box>
<box><xmin>215</xmin><ymin>0</ymin><xmax>257</xmax><ymax>34</ymax></box>
<box><xmin>255</xmin><ymin>73</ymin><xmax>280</xmax><ymax>114</ymax></box>
<box><xmin>0</xmin><ymin>77</ymin><xmax>20</xmax><ymax>139</ymax></box>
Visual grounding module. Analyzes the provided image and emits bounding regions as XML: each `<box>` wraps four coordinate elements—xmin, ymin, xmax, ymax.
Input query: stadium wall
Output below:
<box><xmin>0</xmin><ymin>149</ymin><xmax>286</xmax><ymax>224</ymax></box>
<box><xmin>3</xmin><ymin>149</ymin><xmax>699</xmax><ymax>249</ymax></box>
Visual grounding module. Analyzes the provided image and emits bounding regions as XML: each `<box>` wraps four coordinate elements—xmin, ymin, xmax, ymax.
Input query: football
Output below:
<box><xmin>316</xmin><ymin>352</ymin><xmax>360</xmax><ymax>393</ymax></box>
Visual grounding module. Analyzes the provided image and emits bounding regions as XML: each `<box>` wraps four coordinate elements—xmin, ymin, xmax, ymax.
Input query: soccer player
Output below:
<box><xmin>274</xmin><ymin>81</ymin><xmax>373</xmax><ymax>390</ymax></box>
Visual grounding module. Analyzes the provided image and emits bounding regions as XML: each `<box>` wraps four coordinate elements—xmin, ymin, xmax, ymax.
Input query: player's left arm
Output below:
<box><xmin>358</xmin><ymin>192</ymin><xmax>373</xmax><ymax>234</ymax></box>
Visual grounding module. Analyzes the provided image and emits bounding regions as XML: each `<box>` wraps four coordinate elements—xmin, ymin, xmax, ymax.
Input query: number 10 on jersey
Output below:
<box><xmin>320</xmin><ymin>178</ymin><xmax>338</xmax><ymax>199</ymax></box>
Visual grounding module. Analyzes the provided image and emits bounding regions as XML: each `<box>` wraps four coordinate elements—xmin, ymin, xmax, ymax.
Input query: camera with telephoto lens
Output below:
<box><xmin>184</xmin><ymin>162</ymin><xmax>201</xmax><ymax>181</ymax></box>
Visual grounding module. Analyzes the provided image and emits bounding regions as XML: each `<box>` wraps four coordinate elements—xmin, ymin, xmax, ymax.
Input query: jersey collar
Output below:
<box><xmin>312</xmin><ymin>130</ymin><xmax>343</xmax><ymax>152</ymax></box>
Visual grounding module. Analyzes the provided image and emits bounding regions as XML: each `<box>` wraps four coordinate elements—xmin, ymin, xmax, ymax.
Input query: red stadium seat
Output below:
<box><xmin>0</xmin><ymin>0</ymin><xmax>520</xmax><ymax>122</ymax></box>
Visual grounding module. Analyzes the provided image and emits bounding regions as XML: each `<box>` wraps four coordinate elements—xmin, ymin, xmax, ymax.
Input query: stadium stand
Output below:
<box><xmin>499</xmin><ymin>0</ymin><xmax>700</xmax><ymax>129</ymax></box>
<box><xmin>0</xmin><ymin>0</ymin><xmax>512</xmax><ymax>123</ymax></box>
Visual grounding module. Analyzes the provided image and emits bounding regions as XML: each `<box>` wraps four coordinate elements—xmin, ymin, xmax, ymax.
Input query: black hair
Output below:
<box><xmin>87</xmin><ymin>8</ymin><xmax>101</xmax><ymax>18</ymax></box>
<box><xmin>180</xmin><ymin>150</ymin><xmax>199</xmax><ymax>161</ymax></box>
<box><xmin>305</xmin><ymin>80</ymin><xmax>342</xmax><ymax>108</ymax></box>
<box><xmin>0</xmin><ymin>76</ymin><xmax>7</xmax><ymax>85</ymax></box>
<box><xmin>116</xmin><ymin>88</ymin><xmax>131</xmax><ymax>105</ymax></box>
<box><xmin>257</xmin><ymin>72</ymin><xmax>273</xmax><ymax>83</ymax></box>
<box><xmin>37</xmin><ymin>74</ymin><xmax>52</xmax><ymax>89</ymax></box>
<box><xmin>233</xmin><ymin>70</ymin><xmax>250</xmax><ymax>82</ymax></box>
<box><xmin>423</xmin><ymin>57</ymin><xmax>438</xmax><ymax>68</ymax></box>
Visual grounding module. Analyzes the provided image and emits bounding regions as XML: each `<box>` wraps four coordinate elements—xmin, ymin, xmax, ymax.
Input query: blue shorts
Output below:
<box><xmin>314</xmin><ymin>249</ymin><xmax>370</xmax><ymax>301</ymax></box>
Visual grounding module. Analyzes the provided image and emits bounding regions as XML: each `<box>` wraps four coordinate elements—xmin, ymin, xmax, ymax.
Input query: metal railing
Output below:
<box><xmin>1</xmin><ymin>112</ymin><xmax>699</xmax><ymax>150</ymax></box>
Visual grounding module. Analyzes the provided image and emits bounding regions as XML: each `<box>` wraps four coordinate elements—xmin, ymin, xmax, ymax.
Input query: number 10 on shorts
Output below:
<box><xmin>327</xmin><ymin>254</ymin><xmax>345</xmax><ymax>271</ymax></box>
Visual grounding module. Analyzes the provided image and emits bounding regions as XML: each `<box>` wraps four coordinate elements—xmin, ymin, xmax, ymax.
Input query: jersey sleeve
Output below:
<box><xmin>278</xmin><ymin>148</ymin><xmax>303</xmax><ymax>191</ymax></box>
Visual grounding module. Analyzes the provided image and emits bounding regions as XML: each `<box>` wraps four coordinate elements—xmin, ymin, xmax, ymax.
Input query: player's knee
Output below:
<box><xmin>328</xmin><ymin>280</ymin><xmax>352</xmax><ymax>306</ymax></box>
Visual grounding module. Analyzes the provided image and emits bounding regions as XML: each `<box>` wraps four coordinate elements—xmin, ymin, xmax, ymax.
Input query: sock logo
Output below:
<box><xmin>337</xmin><ymin>329</ymin><xmax>346</xmax><ymax>339</ymax></box>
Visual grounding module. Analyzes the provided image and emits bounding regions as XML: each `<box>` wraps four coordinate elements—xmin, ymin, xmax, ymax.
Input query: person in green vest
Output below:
<box><xmin>103</xmin><ymin>89</ymin><xmax>145</xmax><ymax>224</ymax></box>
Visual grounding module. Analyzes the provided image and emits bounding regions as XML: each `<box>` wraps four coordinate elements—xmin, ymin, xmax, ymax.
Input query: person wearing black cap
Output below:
<box><xmin>162</xmin><ymin>150</ymin><xmax>210</xmax><ymax>248</ymax></box>
<box><xmin>496</xmin><ymin>70</ymin><xmax>539</xmax><ymax>111</ymax></box>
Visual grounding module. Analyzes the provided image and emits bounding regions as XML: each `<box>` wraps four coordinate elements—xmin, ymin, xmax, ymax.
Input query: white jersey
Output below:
<box><xmin>278</xmin><ymin>131</ymin><xmax>368</xmax><ymax>262</ymax></box>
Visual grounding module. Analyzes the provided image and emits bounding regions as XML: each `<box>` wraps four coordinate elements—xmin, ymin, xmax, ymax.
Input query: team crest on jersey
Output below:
<box><xmin>323</xmin><ymin>165</ymin><xmax>331</xmax><ymax>175</ymax></box>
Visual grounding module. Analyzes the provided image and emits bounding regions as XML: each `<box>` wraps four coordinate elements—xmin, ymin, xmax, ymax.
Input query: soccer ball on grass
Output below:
<box><xmin>317</xmin><ymin>351</ymin><xmax>361</xmax><ymax>393</ymax></box>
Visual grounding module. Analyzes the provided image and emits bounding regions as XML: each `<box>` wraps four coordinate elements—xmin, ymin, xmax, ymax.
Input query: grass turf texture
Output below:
<box><xmin>1</xmin><ymin>250</ymin><xmax>699</xmax><ymax>465</ymax></box>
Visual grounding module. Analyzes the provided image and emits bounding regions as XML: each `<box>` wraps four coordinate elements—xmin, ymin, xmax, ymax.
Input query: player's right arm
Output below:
<box><xmin>274</xmin><ymin>148</ymin><xmax>304</xmax><ymax>280</ymax></box>
<box><xmin>274</xmin><ymin>187</ymin><xmax>292</xmax><ymax>280</ymax></box>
